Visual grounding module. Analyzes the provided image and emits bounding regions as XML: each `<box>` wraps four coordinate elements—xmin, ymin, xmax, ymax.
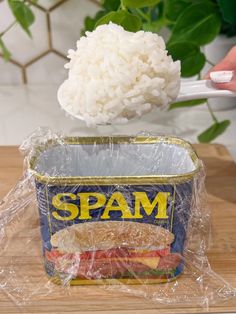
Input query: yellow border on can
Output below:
<box><xmin>50</xmin><ymin>274</ymin><xmax>181</xmax><ymax>285</ymax></box>
<box><xmin>30</xmin><ymin>136</ymin><xmax>201</xmax><ymax>185</ymax></box>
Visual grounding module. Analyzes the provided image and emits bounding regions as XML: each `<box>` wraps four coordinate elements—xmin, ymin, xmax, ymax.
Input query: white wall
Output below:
<box><xmin>0</xmin><ymin>0</ymin><xmax>99</xmax><ymax>84</ymax></box>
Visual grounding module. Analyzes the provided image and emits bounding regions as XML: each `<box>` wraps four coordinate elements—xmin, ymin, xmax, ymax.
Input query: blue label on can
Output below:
<box><xmin>35</xmin><ymin>181</ymin><xmax>192</xmax><ymax>283</ymax></box>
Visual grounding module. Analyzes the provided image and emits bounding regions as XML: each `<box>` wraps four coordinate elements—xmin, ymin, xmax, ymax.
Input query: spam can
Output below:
<box><xmin>30</xmin><ymin>136</ymin><xmax>200</xmax><ymax>285</ymax></box>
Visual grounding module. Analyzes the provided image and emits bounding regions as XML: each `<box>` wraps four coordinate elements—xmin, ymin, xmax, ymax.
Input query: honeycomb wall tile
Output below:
<box><xmin>0</xmin><ymin>0</ymin><xmax>100</xmax><ymax>84</ymax></box>
<box><xmin>0</xmin><ymin>1</ymin><xmax>15</xmax><ymax>31</ymax></box>
<box><xmin>51</xmin><ymin>0</ymin><xmax>99</xmax><ymax>55</ymax></box>
<box><xmin>27</xmin><ymin>52</ymin><xmax>67</xmax><ymax>83</ymax></box>
<box><xmin>1</xmin><ymin>6</ymin><xmax>48</xmax><ymax>64</ymax></box>
<box><xmin>0</xmin><ymin>58</ymin><xmax>22</xmax><ymax>84</ymax></box>
<box><xmin>37</xmin><ymin>0</ymin><xmax>62</xmax><ymax>10</ymax></box>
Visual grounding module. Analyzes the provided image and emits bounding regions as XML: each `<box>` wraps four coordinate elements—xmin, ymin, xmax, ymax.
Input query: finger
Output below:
<box><xmin>223</xmin><ymin>45</ymin><xmax>236</xmax><ymax>64</ymax></box>
<box><xmin>210</xmin><ymin>71</ymin><xmax>236</xmax><ymax>92</ymax></box>
<box><xmin>204</xmin><ymin>60</ymin><xmax>234</xmax><ymax>79</ymax></box>
<box><xmin>204</xmin><ymin>45</ymin><xmax>236</xmax><ymax>79</ymax></box>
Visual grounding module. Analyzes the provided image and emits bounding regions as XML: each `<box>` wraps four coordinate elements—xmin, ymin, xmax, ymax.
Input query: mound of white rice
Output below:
<box><xmin>59</xmin><ymin>23</ymin><xmax>181</xmax><ymax>126</ymax></box>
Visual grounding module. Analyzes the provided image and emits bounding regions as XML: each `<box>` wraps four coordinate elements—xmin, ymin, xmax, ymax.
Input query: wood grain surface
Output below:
<box><xmin>0</xmin><ymin>144</ymin><xmax>235</xmax><ymax>314</ymax></box>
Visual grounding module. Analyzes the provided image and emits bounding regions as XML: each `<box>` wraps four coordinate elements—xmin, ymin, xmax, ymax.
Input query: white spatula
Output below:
<box><xmin>58</xmin><ymin>80</ymin><xmax>236</xmax><ymax>123</ymax></box>
<box><xmin>176</xmin><ymin>79</ymin><xmax>236</xmax><ymax>102</ymax></box>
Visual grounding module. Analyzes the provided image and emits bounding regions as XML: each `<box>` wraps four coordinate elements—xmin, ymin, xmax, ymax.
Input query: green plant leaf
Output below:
<box><xmin>95</xmin><ymin>11</ymin><xmax>142</xmax><ymax>32</ymax></box>
<box><xmin>198</xmin><ymin>120</ymin><xmax>231</xmax><ymax>143</ymax></box>
<box><xmin>0</xmin><ymin>38</ymin><xmax>11</xmax><ymax>61</ymax></box>
<box><xmin>165</xmin><ymin>0</ymin><xmax>192</xmax><ymax>22</ymax></box>
<box><xmin>168</xmin><ymin>1</ymin><xmax>221</xmax><ymax>46</ymax></box>
<box><xmin>167</xmin><ymin>41</ymin><xmax>205</xmax><ymax>77</ymax></box>
<box><xmin>102</xmin><ymin>0</ymin><xmax>121</xmax><ymax>11</ymax></box>
<box><xmin>8</xmin><ymin>0</ymin><xmax>35</xmax><ymax>37</ymax></box>
<box><xmin>142</xmin><ymin>20</ymin><xmax>163</xmax><ymax>32</ymax></box>
<box><xmin>169</xmin><ymin>98</ymin><xmax>206</xmax><ymax>110</ymax></box>
<box><xmin>81</xmin><ymin>10</ymin><xmax>107</xmax><ymax>35</ymax></box>
<box><xmin>122</xmin><ymin>0</ymin><xmax>161</xmax><ymax>9</ymax></box>
<box><xmin>84</xmin><ymin>16</ymin><xmax>97</xmax><ymax>31</ymax></box>
<box><xmin>220</xmin><ymin>20</ymin><xmax>236</xmax><ymax>37</ymax></box>
<box><xmin>217</xmin><ymin>0</ymin><xmax>236</xmax><ymax>25</ymax></box>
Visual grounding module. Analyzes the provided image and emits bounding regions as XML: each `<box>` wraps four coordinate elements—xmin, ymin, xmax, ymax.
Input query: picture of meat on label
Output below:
<box><xmin>45</xmin><ymin>221</ymin><xmax>182</xmax><ymax>280</ymax></box>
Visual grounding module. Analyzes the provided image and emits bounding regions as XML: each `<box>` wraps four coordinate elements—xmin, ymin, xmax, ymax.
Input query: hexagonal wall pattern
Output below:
<box><xmin>27</xmin><ymin>52</ymin><xmax>67</xmax><ymax>84</ymax></box>
<box><xmin>0</xmin><ymin>1</ymin><xmax>15</xmax><ymax>31</ymax></box>
<box><xmin>0</xmin><ymin>0</ymin><xmax>100</xmax><ymax>84</ymax></box>
<box><xmin>37</xmin><ymin>0</ymin><xmax>62</xmax><ymax>10</ymax></box>
<box><xmin>2</xmin><ymin>6</ymin><xmax>48</xmax><ymax>64</ymax></box>
<box><xmin>51</xmin><ymin>0</ymin><xmax>99</xmax><ymax>55</ymax></box>
<box><xmin>0</xmin><ymin>58</ymin><xmax>22</xmax><ymax>84</ymax></box>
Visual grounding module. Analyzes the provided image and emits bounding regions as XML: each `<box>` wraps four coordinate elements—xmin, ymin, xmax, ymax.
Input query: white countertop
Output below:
<box><xmin>1</xmin><ymin>84</ymin><xmax>236</xmax><ymax>160</ymax></box>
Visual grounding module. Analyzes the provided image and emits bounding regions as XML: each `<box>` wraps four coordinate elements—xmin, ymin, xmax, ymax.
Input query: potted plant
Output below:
<box><xmin>81</xmin><ymin>0</ymin><xmax>236</xmax><ymax>142</ymax></box>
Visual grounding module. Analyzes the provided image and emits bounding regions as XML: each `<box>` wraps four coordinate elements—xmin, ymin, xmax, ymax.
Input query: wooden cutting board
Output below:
<box><xmin>0</xmin><ymin>144</ymin><xmax>235</xmax><ymax>314</ymax></box>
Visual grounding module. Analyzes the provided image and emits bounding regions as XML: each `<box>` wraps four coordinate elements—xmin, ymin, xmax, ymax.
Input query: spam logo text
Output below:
<box><xmin>51</xmin><ymin>191</ymin><xmax>172</xmax><ymax>221</ymax></box>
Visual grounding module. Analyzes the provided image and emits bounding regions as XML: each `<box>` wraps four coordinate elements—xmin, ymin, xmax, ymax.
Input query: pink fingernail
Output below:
<box><xmin>210</xmin><ymin>71</ymin><xmax>234</xmax><ymax>83</ymax></box>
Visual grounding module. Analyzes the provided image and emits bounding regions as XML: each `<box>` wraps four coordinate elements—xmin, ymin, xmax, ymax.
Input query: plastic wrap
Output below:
<box><xmin>0</xmin><ymin>127</ymin><xmax>235</xmax><ymax>310</ymax></box>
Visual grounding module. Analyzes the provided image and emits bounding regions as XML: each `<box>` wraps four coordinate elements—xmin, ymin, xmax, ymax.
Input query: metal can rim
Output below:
<box><xmin>29</xmin><ymin>135</ymin><xmax>201</xmax><ymax>185</ymax></box>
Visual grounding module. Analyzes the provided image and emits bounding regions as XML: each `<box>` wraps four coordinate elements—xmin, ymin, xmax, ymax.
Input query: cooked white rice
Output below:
<box><xmin>59</xmin><ymin>23</ymin><xmax>181</xmax><ymax>126</ymax></box>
